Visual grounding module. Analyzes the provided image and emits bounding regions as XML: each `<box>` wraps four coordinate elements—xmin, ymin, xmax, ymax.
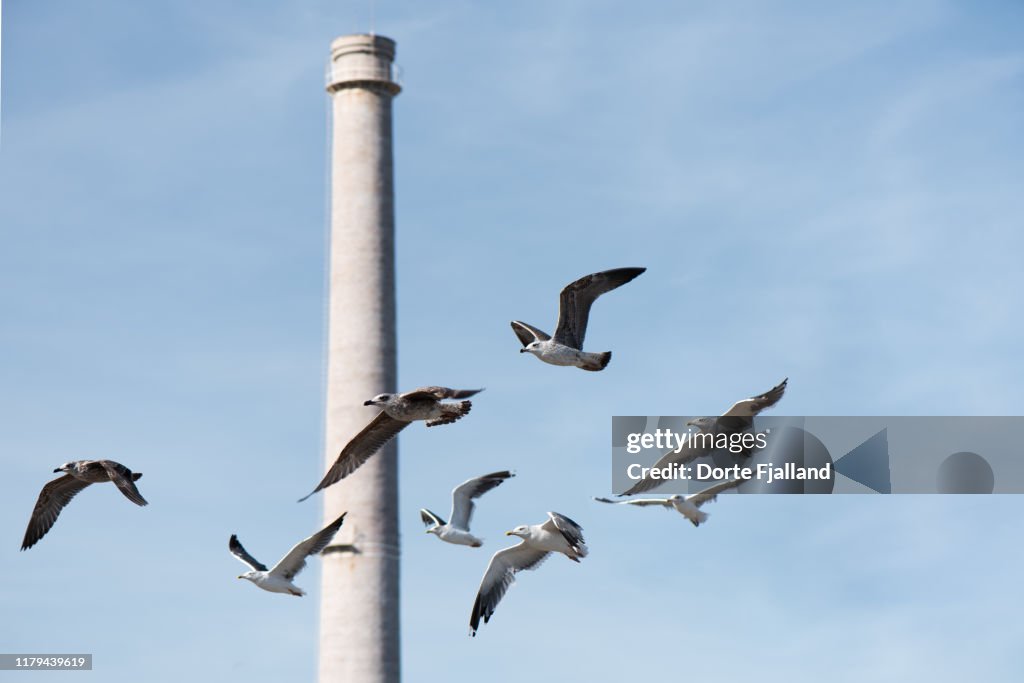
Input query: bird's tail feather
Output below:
<box><xmin>427</xmin><ymin>401</ymin><xmax>472</xmax><ymax>427</ymax></box>
<box><xmin>565</xmin><ymin>542</ymin><xmax>588</xmax><ymax>560</ymax></box>
<box><xmin>581</xmin><ymin>351</ymin><xmax>612</xmax><ymax>371</ymax></box>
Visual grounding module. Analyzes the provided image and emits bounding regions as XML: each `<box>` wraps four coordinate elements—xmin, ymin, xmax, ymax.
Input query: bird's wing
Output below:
<box><xmin>21</xmin><ymin>475</ymin><xmax>93</xmax><ymax>550</ymax></box>
<box><xmin>469</xmin><ymin>543</ymin><xmax>551</xmax><ymax>636</ymax></box>
<box><xmin>620</xmin><ymin>439</ymin><xmax>711</xmax><ymax>495</ymax></box>
<box><xmin>509</xmin><ymin>320</ymin><xmax>551</xmax><ymax>347</ymax></box>
<box><xmin>228</xmin><ymin>534</ymin><xmax>269</xmax><ymax>572</ymax></box>
<box><xmin>543</xmin><ymin>511</ymin><xmax>587</xmax><ymax>554</ymax></box>
<box><xmin>687</xmin><ymin>478</ymin><xmax>745</xmax><ymax>508</ymax></box>
<box><xmin>99</xmin><ymin>460</ymin><xmax>148</xmax><ymax>506</ymax></box>
<box><xmin>552</xmin><ymin>267</ymin><xmax>646</xmax><ymax>349</ymax></box>
<box><xmin>299</xmin><ymin>413</ymin><xmax>409</xmax><ymax>501</ymax></box>
<box><xmin>401</xmin><ymin>386</ymin><xmax>484</xmax><ymax>401</ymax></box>
<box><xmin>450</xmin><ymin>471</ymin><xmax>514</xmax><ymax>531</ymax></box>
<box><xmin>722</xmin><ymin>378</ymin><xmax>788</xmax><ymax>417</ymax></box>
<box><xmin>420</xmin><ymin>508</ymin><xmax>446</xmax><ymax>528</ymax></box>
<box><xmin>270</xmin><ymin>513</ymin><xmax>347</xmax><ymax>580</ymax></box>
<box><xmin>594</xmin><ymin>496</ymin><xmax>671</xmax><ymax>507</ymax></box>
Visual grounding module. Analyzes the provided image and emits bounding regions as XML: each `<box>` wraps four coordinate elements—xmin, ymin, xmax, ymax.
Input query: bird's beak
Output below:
<box><xmin>53</xmin><ymin>468</ymin><xmax>61</xmax><ymax>473</ymax></box>
<box><xmin>685</xmin><ymin>419</ymin><xmax>697</xmax><ymax>426</ymax></box>
<box><xmin>505</xmin><ymin>530</ymin><xmax>514</xmax><ymax>536</ymax></box>
<box><xmin>425</xmin><ymin>529</ymin><xmax>431</xmax><ymax>534</ymax></box>
<box><xmin>363</xmin><ymin>400</ymin><xmax>374</xmax><ymax>406</ymax></box>
<box><xmin>237</xmin><ymin>576</ymin><xmax>244</xmax><ymax>580</ymax></box>
<box><xmin>519</xmin><ymin>348</ymin><xmax>527</xmax><ymax>353</ymax></box>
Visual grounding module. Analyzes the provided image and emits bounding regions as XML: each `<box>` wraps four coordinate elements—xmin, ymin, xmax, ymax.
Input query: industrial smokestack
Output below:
<box><xmin>319</xmin><ymin>33</ymin><xmax>401</xmax><ymax>683</ymax></box>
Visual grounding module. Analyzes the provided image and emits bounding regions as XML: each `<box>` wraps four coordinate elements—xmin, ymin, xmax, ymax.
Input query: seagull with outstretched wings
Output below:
<box><xmin>511</xmin><ymin>267</ymin><xmax>645</xmax><ymax>371</ymax></box>
<box><xmin>622</xmin><ymin>378</ymin><xmax>787</xmax><ymax>495</ymax></box>
<box><xmin>469</xmin><ymin>511</ymin><xmax>587</xmax><ymax>636</ymax></box>
<box><xmin>230</xmin><ymin>513</ymin><xmax>347</xmax><ymax>596</ymax></box>
<box><xmin>597</xmin><ymin>477</ymin><xmax>745</xmax><ymax>527</ymax></box>
<box><xmin>21</xmin><ymin>460</ymin><xmax>148</xmax><ymax>551</ymax></box>
<box><xmin>688</xmin><ymin>377</ymin><xmax>788</xmax><ymax>436</ymax></box>
<box><xmin>299</xmin><ymin>386</ymin><xmax>483</xmax><ymax>501</ymax></box>
<box><xmin>421</xmin><ymin>471</ymin><xmax>514</xmax><ymax>547</ymax></box>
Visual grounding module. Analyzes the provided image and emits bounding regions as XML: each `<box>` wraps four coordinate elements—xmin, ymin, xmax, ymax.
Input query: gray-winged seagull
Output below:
<box><xmin>299</xmin><ymin>386</ymin><xmax>483</xmax><ymax>501</ymax></box>
<box><xmin>622</xmin><ymin>378</ymin><xmax>788</xmax><ymax>495</ymax></box>
<box><xmin>511</xmin><ymin>267</ymin><xmax>645</xmax><ymax>371</ymax></box>
<box><xmin>687</xmin><ymin>377</ymin><xmax>788</xmax><ymax>437</ymax></box>
<box><xmin>597</xmin><ymin>478</ymin><xmax>744</xmax><ymax>527</ymax></box>
<box><xmin>230</xmin><ymin>513</ymin><xmax>347</xmax><ymax>596</ymax></box>
<box><xmin>21</xmin><ymin>460</ymin><xmax>148</xmax><ymax>551</ymax></box>
<box><xmin>421</xmin><ymin>471</ymin><xmax>514</xmax><ymax>547</ymax></box>
<box><xmin>469</xmin><ymin>511</ymin><xmax>587</xmax><ymax>636</ymax></box>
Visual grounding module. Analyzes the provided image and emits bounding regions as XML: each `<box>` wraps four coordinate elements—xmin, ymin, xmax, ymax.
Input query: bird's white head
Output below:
<box><xmin>364</xmin><ymin>393</ymin><xmax>394</xmax><ymax>407</ymax></box>
<box><xmin>686</xmin><ymin>417</ymin><xmax>714</xmax><ymax>432</ymax></box>
<box><xmin>505</xmin><ymin>525</ymin><xmax>530</xmax><ymax>538</ymax></box>
<box><xmin>521</xmin><ymin>341</ymin><xmax>543</xmax><ymax>356</ymax></box>
<box><xmin>237</xmin><ymin>571</ymin><xmax>257</xmax><ymax>582</ymax></box>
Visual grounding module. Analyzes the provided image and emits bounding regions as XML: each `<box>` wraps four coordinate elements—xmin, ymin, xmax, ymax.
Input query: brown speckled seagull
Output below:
<box><xmin>623</xmin><ymin>378</ymin><xmax>788</xmax><ymax>495</ymax></box>
<box><xmin>299</xmin><ymin>386</ymin><xmax>483</xmax><ymax>501</ymax></box>
<box><xmin>21</xmin><ymin>460</ymin><xmax>148</xmax><ymax>550</ymax></box>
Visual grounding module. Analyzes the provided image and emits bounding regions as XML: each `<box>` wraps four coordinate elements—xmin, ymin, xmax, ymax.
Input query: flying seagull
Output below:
<box><xmin>596</xmin><ymin>478</ymin><xmax>745</xmax><ymax>527</ymax></box>
<box><xmin>622</xmin><ymin>378</ymin><xmax>788</xmax><ymax>495</ymax></box>
<box><xmin>687</xmin><ymin>377</ymin><xmax>788</xmax><ymax>437</ymax></box>
<box><xmin>21</xmin><ymin>460</ymin><xmax>148</xmax><ymax>551</ymax></box>
<box><xmin>230</xmin><ymin>512</ymin><xmax>347</xmax><ymax>596</ymax></box>
<box><xmin>469</xmin><ymin>511</ymin><xmax>587</xmax><ymax>636</ymax></box>
<box><xmin>299</xmin><ymin>386</ymin><xmax>483</xmax><ymax>501</ymax></box>
<box><xmin>421</xmin><ymin>471</ymin><xmax>515</xmax><ymax>547</ymax></box>
<box><xmin>511</xmin><ymin>267</ymin><xmax>645</xmax><ymax>371</ymax></box>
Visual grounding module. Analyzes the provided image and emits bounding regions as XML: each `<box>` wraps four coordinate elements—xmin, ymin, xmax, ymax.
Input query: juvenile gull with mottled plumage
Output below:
<box><xmin>623</xmin><ymin>378</ymin><xmax>788</xmax><ymax>495</ymax></box>
<box><xmin>299</xmin><ymin>386</ymin><xmax>483</xmax><ymax>501</ymax></box>
<box><xmin>511</xmin><ymin>267</ymin><xmax>645</xmax><ymax>371</ymax></box>
<box><xmin>686</xmin><ymin>377</ymin><xmax>788</xmax><ymax>439</ymax></box>
<box><xmin>21</xmin><ymin>459</ymin><xmax>148</xmax><ymax>551</ymax></box>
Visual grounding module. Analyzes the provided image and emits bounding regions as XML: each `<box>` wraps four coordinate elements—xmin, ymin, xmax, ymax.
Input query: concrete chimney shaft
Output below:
<box><xmin>319</xmin><ymin>33</ymin><xmax>401</xmax><ymax>683</ymax></box>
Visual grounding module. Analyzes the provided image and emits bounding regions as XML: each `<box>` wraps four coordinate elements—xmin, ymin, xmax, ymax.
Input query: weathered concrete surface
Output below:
<box><xmin>319</xmin><ymin>33</ymin><xmax>401</xmax><ymax>683</ymax></box>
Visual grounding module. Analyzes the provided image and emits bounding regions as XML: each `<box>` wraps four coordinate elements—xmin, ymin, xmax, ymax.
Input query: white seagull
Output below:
<box><xmin>421</xmin><ymin>471</ymin><xmax>514</xmax><ymax>547</ymax></box>
<box><xmin>622</xmin><ymin>378</ymin><xmax>788</xmax><ymax>495</ymax></box>
<box><xmin>21</xmin><ymin>460</ymin><xmax>148</xmax><ymax>551</ymax></box>
<box><xmin>469</xmin><ymin>511</ymin><xmax>587</xmax><ymax>636</ymax></box>
<box><xmin>597</xmin><ymin>478</ymin><xmax>745</xmax><ymax>527</ymax></box>
<box><xmin>230</xmin><ymin>513</ymin><xmax>347</xmax><ymax>596</ymax></box>
<box><xmin>299</xmin><ymin>386</ymin><xmax>483</xmax><ymax>501</ymax></box>
<box><xmin>511</xmin><ymin>267</ymin><xmax>645</xmax><ymax>371</ymax></box>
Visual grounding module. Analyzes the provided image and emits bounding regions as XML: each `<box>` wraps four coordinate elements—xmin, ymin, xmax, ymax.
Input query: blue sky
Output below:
<box><xmin>2</xmin><ymin>1</ymin><xmax>1024</xmax><ymax>681</ymax></box>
